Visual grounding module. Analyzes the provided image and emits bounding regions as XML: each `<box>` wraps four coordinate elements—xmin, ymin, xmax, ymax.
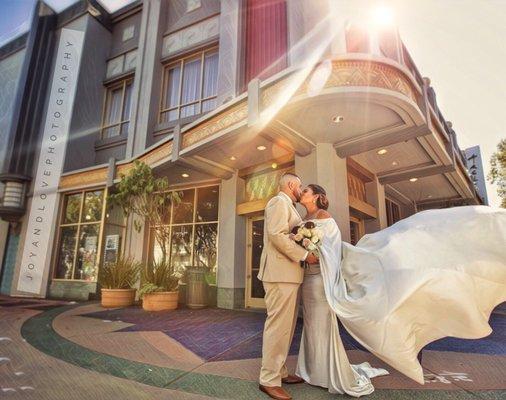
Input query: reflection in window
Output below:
<box><xmin>160</xmin><ymin>48</ymin><xmax>219</xmax><ymax>123</ymax></box>
<box><xmin>150</xmin><ymin>185</ymin><xmax>219</xmax><ymax>273</ymax></box>
<box><xmin>54</xmin><ymin>189</ymin><xmax>105</xmax><ymax>281</ymax></box>
<box><xmin>196</xmin><ymin>186</ymin><xmax>219</xmax><ymax>222</ymax></box>
<box><xmin>172</xmin><ymin>189</ymin><xmax>195</xmax><ymax>224</ymax></box>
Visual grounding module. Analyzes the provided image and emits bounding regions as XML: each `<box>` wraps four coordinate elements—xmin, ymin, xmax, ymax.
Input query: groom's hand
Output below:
<box><xmin>306</xmin><ymin>253</ymin><xmax>319</xmax><ymax>264</ymax></box>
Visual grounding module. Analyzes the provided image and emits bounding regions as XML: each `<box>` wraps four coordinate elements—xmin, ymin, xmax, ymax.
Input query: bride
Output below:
<box><xmin>293</xmin><ymin>183</ymin><xmax>506</xmax><ymax>397</ymax></box>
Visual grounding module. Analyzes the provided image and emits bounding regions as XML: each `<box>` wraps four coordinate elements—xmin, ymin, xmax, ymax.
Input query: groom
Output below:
<box><xmin>258</xmin><ymin>173</ymin><xmax>318</xmax><ymax>400</ymax></box>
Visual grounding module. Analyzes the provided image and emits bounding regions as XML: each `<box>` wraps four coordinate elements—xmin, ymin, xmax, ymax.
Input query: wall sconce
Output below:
<box><xmin>0</xmin><ymin>175</ymin><xmax>30</xmax><ymax>223</ymax></box>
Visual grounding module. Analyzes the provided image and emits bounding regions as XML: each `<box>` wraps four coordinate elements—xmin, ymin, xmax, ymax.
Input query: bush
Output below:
<box><xmin>139</xmin><ymin>258</ymin><xmax>179</xmax><ymax>297</ymax></box>
<box><xmin>99</xmin><ymin>255</ymin><xmax>141</xmax><ymax>289</ymax></box>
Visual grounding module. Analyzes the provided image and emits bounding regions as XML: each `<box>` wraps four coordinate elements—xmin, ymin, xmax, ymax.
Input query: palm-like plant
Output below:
<box><xmin>139</xmin><ymin>258</ymin><xmax>179</xmax><ymax>297</ymax></box>
<box><xmin>99</xmin><ymin>255</ymin><xmax>141</xmax><ymax>289</ymax></box>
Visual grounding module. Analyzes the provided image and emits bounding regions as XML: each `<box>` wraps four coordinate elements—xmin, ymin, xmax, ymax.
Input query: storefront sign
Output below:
<box><xmin>17</xmin><ymin>29</ymin><xmax>84</xmax><ymax>295</ymax></box>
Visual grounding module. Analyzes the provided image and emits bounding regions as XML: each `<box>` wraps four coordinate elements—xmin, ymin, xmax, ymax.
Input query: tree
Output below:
<box><xmin>107</xmin><ymin>160</ymin><xmax>180</xmax><ymax>262</ymax></box>
<box><xmin>488</xmin><ymin>138</ymin><xmax>506</xmax><ymax>208</ymax></box>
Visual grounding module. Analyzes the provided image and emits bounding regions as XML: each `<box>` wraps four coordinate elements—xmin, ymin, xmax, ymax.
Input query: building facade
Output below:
<box><xmin>0</xmin><ymin>0</ymin><xmax>483</xmax><ymax>308</ymax></box>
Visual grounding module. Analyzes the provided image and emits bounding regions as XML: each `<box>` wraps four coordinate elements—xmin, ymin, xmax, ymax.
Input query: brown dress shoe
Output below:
<box><xmin>282</xmin><ymin>374</ymin><xmax>305</xmax><ymax>384</ymax></box>
<box><xmin>259</xmin><ymin>384</ymin><xmax>292</xmax><ymax>400</ymax></box>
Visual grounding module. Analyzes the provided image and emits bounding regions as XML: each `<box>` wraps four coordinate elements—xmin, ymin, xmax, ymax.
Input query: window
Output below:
<box><xmin>160</xmin><ymin>48</ymin><xmax>219</xmax><ymax>123</ymax></box>
<box><xmin>101</xmin><ymin>78</ymin><xmax>133</xmax><ymax>139</ymax></box>
<box><xmin>54</xmin><ymin>190</ymin><xmax>105</xmax><ymax>281</ymax></box>
<box><xmin>385</xmin><ymin>198</ymin><xmax>401</xmax><ymax>226</ymax></box>
<box><xmin>149</xmin><ymin>185</ymin><xmax>219</xmax><ymax>274</ymax></box>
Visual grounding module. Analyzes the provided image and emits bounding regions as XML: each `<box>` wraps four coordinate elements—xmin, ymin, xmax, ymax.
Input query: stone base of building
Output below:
<box><xmin>48</xmin><ymin>281</ymin><xmax>98</xmax><ymax>301</ymax></box>
<box><xmin>217</xmin><ymin>287</ymin><xmax>245</xmax><ymax>309</ymax></box>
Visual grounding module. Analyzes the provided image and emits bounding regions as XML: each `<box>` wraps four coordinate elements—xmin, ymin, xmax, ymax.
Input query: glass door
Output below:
<box><xmin>245</xmin><ymin>216</ymin><xmax>266</xmax><ymax>308</ymax></box>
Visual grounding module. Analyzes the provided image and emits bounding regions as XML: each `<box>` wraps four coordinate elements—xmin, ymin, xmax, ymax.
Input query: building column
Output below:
<box><xmin>217</xmin><ymin>172</ymin><xmax>246</xmax><ymax>309</ymax></box>
<box><xmin>365</xmin><ymin>177</ymin><xmax>388</xmax><ymax>233</ymax></box>
<box><xmin>295</xmin><ymin>143</ymin><xmax>350</xmax><ymax>242</ymax></box>
<box><xmin>126</xmin><ymin>0</ymin><xmax>164</xmax><ymax>155</ymax></box>
<box><xmin>216</xmin><ymin>0</ymin><xmax>241</xmax><ymax>105</ymax></box>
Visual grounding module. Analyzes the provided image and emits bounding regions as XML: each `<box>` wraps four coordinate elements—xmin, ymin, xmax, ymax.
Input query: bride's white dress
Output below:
<box><xmin>295</xmin><ymin>205</ymin><xmax>506</xmax><ymax>395</ymax></box>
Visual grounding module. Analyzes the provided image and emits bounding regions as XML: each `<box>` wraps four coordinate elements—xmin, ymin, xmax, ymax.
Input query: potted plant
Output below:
<box><xmin>99</xmin><ymin>255</ymin><xmax>141</xmax><ymax>308</ymax></box>
<box><xmin>139</xmin><ymin>258</ymin><xmax>180</xmax><ymax>311</ymax></box>
<box><xmin>107</xmin><ymin>160</ymin><xmax>181</xmax><ymax>311</ymax></box>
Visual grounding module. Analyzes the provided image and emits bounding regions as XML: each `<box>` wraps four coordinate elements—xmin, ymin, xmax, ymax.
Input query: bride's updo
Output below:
<box><xmin>308</xmin><ymin>184</ymin><xmax>329</xmax><ymax>210</ymax></box>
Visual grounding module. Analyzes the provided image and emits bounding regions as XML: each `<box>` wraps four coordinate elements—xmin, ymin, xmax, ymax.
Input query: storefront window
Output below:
<box><xmin>54</xmin><ymin>189</ymin><xmax>105</xmax><ymax>281</ymax></box>
<box><xmin>150</xmin><ymin>185</ymin><xmax>219</xmax><ymax>273</ymax></box>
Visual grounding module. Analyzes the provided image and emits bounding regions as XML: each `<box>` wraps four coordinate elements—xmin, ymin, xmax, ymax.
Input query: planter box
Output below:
<box><xmin>101</xmin><ymin>288</ymin><xmax>136</xmax><ymax>308</ymax></box>
<box><xmin>142</xmin><ymin>291</ymin><xmax>178</xmax><ymax>311</ymax></box>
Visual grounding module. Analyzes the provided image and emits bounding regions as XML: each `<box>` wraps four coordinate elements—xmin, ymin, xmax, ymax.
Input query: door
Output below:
<box><xmin>245</xmin><ymin>216</ymin><xmax>266</xmax><ymax>308</ymax></box>
<box><xmin>349</xmin><ymin>215</ymin><xmax>365</xmax><ymax>245</ymax></box>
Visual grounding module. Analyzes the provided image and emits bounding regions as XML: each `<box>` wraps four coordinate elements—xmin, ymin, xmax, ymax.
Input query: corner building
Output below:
<box><xmin>0</xmin><ymin>0</ymin><xmax>483</xmax><ymax>308</ymax></box>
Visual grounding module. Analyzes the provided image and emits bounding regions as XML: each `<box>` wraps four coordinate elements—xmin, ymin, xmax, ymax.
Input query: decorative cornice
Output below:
<box><xmin>181</xmin><ymin>102</ymin><xmax>248</xmax><ymax>149</ymax></box>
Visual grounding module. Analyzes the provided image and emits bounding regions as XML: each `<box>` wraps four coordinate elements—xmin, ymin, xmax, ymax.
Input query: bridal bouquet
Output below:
<box><xmin>291</xmin><ymin>222</ymin><xmax>323</xmax><ymax>268</ymax></box>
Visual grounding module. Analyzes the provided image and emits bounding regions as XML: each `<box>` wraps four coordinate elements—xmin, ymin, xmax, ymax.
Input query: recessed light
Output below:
<box><xmin>332</xmin><ymin>115</ymin><xmax>344</xmax><ymax>123</ymax></box>
<box><xmin>392</xmin><ymin>161</ymin><xmax>399</xmax><ymax>166</ymax></box>
<box><xmin>377</xmin><ymin>149</ymin><xmax>387</xmax><ymax>155</ymax></box>
<box><xmin>230</xmin><ymin>156</ymin><xmax>236</xmax><ymax>161</ymax></box>
<box><xmin>409</xmin><ymin>177</ymin><xmax>418</xmax><ymax>182</ymax></box>
<box><xmin>427</xmin><ymin>195</ymin><xmax>433</xmax><ymax>198</ymax></box>
<box><xmin>271</xmin><ymin>163</ymin><xmax>278</xmax><ymax>169</ymax></box>
<box><xmin>256</xmin><ymin>145</ymin><xmax>267</xmax><ymax>151</ymax></box>
<box><xmin>85</xmin><ymin>215</ymin><xmax>91</xmax><ymax>220</ymax></box>
<box><xmin>182</xmin><ymin>173</ymin><xmax>189</xmax><ymax>178</ymax></box>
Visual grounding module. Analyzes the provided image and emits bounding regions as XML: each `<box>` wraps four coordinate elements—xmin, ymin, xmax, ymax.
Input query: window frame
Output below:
<box><xmin>148</xmin><ymin>183</ymin><xmax>220</xmax><ymax>271</ymax></box>
<box><xmin>52</xmin><ymin>188</ymin><xmax>108</xmax><ymax>282</ymax></box>
<box><xmin>100</xmin><ymin>77</ymin><xmax>134</xmax><ymax>139</ymax></box>
<box><xmin>159</xmin><ymin>46</ymin><xmax>219</xmax><ymax>124</ymax></box>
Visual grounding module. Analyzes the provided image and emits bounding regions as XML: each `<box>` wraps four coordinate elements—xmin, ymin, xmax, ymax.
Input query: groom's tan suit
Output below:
<box><xmin>258</xmin><ymin>191</ymin><xmax>307</xmax><ymax>387</ymax></box>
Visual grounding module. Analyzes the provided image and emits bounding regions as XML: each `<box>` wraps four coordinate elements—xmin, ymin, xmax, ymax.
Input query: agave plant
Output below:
<box><xmin>99</xmin><ymin>255</ymin><xmax>142</xmax><ymax>289</ymax></box>
<box><xmin>139</xmin><ymin>258</ymin><xmax>179</xmax><ymax>297</ymax></box>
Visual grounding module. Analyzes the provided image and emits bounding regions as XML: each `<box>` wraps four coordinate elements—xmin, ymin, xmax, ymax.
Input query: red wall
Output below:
<box><xmin>244</xmin><ymin>0</ymin><xmax>288</xmax><ymax>86</ymax></box>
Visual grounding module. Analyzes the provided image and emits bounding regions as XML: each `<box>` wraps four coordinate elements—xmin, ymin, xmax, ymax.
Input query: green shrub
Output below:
<box><xmin>99</xmin><ymin>255</ymin><xmax>141</xmax><ymax>289</ymax></box>
<box><xmin>139</xmin><ymin>258</ymin><xmax>179</xmax><ymax>297</ymax></box>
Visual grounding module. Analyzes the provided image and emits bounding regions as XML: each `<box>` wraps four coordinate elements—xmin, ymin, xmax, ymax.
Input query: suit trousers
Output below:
<box><xmin>259</xmin><ymin>281</ymin><xmax>301</xmax><ymax>387</ymax></box>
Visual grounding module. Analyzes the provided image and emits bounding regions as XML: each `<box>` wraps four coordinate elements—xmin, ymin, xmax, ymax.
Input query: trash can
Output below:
<box><xmin>186</xmin><ymin>266</ymin><xmax>208</xmax><ymax>309</ymax></box>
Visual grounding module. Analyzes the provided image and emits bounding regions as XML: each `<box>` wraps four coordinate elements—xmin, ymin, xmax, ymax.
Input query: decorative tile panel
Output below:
<box><xmin>162</xmin><ymin>15</ymin><xmax>220</xmax><ymax>58</ymax></box>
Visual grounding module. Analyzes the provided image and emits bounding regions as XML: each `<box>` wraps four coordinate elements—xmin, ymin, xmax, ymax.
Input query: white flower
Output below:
<box><xmin>301</xmin><ymin>228</ymin><xmax>311</xmax><ymax>237</ymax></box>
<box><xmin>311</xmin><ymin>235</ymin><xmax>320</xmax><ymax>244</ymax></box>
<box><xmin>307</xmin><ymin>243</ymin><xmax>317</xmax><ymax>251</ymax></box>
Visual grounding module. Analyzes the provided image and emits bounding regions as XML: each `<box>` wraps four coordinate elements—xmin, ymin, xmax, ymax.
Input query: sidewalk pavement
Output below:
<box><xmin>1</xmin><ymin>296</ymin><xmax>505</xmax><ymax>400</ymax></box>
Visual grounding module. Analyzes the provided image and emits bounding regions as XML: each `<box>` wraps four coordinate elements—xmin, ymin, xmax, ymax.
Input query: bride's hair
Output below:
<box><xmin>308</xmin><ymin>184</ymin><xmax>329</xmax><ymax>210</ymax></box>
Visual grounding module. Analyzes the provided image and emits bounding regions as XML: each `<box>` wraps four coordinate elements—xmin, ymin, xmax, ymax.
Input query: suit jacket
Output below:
<box><xmin>257</xmin><ymin>192</ymin><xmax>307</xmax><ymax>284</ymax></box>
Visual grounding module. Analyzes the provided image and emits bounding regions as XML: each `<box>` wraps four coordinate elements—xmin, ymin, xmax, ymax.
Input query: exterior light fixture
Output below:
<box><xmin>182</xmin><ymin>173</ymin><xmax>189</xmax><ymax>178</ymax></box>
<box><xmin>230</xmin><ymin>156</ymin><xmax>236</xmax><ymax>161</ymax></box>
<box><xmin>377</xmin><ymin>149</ymin><xmax>387</xmax><ymax>155</ymax></box>
<box><xmin>256</xmin><ymin>145</ymin><xmax>267</xmax><ymax>151</ymax></box>
<box><xmin>392</xmin><ymin>161</ymin><xmax>399</xmax><ymax>166</ymax></box>
<box><xmin>271</xmin><ymin>163</ymin><xmax>278</xmax><ymax>169</ymax></box>
<box><xmin>409</xmin><ymin>177</ymin><xmax>418</xmax><ymax>182</ymax></box>
<box><xmin>0</xmin><ymin>175</ymin><xmax>30</xmax><ymax>222</ymax></box>
<box><xmin>332</xmin><ymin>115</ymin><xmax>344</xmax><ymax>123</ymax></box>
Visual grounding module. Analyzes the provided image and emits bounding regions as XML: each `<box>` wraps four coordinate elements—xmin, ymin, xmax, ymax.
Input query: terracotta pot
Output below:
<box><xmin>101</xmin><ymin>288</ymin><xmax>136</xmax><ymax>308</ymax></box>
<box><xmin>142</xmin><ymin>291</ymin><xmax>179</xmax><ymax>311</ymax></box>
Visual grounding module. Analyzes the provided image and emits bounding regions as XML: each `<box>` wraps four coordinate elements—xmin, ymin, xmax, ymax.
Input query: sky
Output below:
<box><xmin>0</xmin><ymin>0</ymin><xmax>504</xmax><ymax>207</ymax></box>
